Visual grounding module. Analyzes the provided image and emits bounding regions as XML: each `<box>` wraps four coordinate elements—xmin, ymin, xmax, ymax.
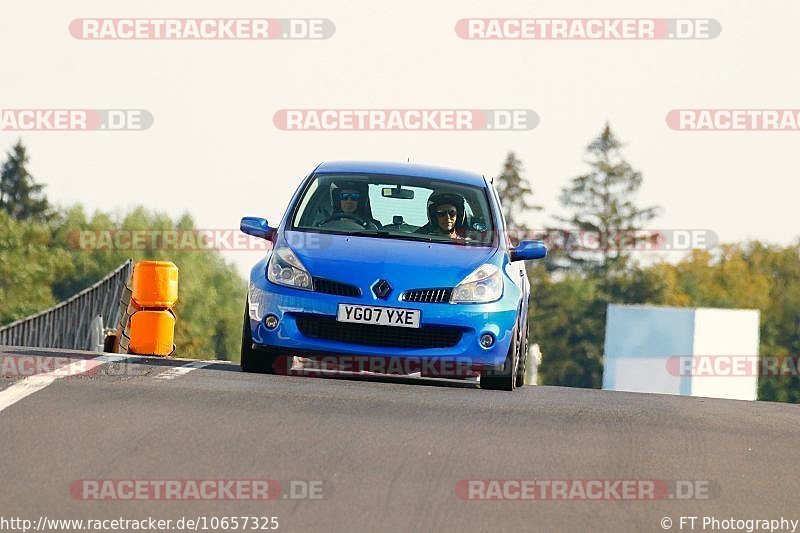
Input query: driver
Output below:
<box><xmin>322</xmin><ymin>182</ymin><xmax>381</xmax><ymax>229</ymax></box>
<box><xmin>414</xmin><ymin>192</ymin><xmax>468</xmax><ymax>240</ymax></box>
<box><xmin>337</xmin><ymin>187</ymin><xmax>362</xmax><ymax>216</ymax></box>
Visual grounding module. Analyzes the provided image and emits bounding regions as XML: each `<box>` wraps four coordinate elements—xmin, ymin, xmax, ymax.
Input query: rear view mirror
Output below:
<box><xmin>240</xmin><ymin>216</ymin><xmax>275</xmax><ymax>240</ymax></box>
<box><xmin>382</xmin><ymin>187</ymin><xmax>414</xmax><ymax>199</ymax></box>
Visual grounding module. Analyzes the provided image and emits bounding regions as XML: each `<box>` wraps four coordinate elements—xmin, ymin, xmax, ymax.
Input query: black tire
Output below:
<box><xmin>480</xmin><ymin>326</ymin><xmax>518</xmax><ymax>391</ymax></box>
<box><xmin>240</xmin><ymin>305</ymin><xmax>280</xmax><ymax>374</ymax></box>
<box><xmin>516</xmin><ymin>321</ymin><xmax>529</xmax><ymax>388</ymax></box>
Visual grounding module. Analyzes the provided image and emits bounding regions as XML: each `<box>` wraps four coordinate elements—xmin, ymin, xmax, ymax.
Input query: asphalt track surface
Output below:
<box><xmin>1</xmin><ymin>346</ymin><xmax>799</xmax><ymax>533</ymax></box>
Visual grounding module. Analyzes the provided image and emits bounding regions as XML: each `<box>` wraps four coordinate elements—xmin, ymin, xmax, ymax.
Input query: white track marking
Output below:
<box><xmin>0</xmin><ymin>354</ymin><xmax>126</xmax><ymax>414</ymax></box>
<box><xmin>153</xmin><ymin>360</ymin><xmax>213</xmax><ymax>381</ymax></box>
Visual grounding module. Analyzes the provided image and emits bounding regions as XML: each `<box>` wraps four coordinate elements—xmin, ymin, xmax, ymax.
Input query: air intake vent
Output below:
<box><xmin>402</xmin><ymin>288</ymin><xmax>453</xmax><ymax>303</ymax></box>
<box><xmin>313</xmin><ymin>278</ymin><xmax>361</xmax><ymax>297</ymax></box>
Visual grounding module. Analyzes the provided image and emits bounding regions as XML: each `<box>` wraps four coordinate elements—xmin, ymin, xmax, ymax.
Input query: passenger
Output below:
<box><xmin>415</xmin><ymin>192</ymin><xmax>467</xmax><ymax>240</ymax></box>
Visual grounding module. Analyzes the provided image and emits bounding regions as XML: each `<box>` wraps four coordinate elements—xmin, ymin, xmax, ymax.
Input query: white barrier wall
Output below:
<box><xmin>602</xmin><ymin>304</ymin><xmax>760</xmax><ymax>400</ymax></box>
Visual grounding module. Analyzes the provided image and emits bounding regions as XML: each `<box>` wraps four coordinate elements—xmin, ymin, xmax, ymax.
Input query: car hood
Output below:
<box><xmin>281</xmin><ymin>230</ymin><xmax>498</xmax><ymax>289</ymax></box>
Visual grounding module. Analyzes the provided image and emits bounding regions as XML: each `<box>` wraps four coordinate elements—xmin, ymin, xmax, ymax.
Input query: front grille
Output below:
<box><xmin>402</xmin><ymin>288</ymin><xmax>454</xmax><ymax>303</ymax></box>
<box><xmin>296</xmin><ymin>316</ymin><xmax>462</xmax><ymax>348</ymax></box>
<box><xmin>313</xmin><ymin>277</ymin><xmax>361</xmax><ymax>297</ymax></box>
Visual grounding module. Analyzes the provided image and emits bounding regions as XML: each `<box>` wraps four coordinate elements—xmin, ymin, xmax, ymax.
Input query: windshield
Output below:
<box><xmin>290</xmin><ymin>173</ymin><xmax>496</xmax><ymax>246</ymax></box>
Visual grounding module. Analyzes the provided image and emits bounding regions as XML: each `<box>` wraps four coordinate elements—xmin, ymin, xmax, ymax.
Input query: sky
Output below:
<box><xmin>1</xmin><ymin>0</ymin><xmax>799</xmax><ymax>278</ymax></box>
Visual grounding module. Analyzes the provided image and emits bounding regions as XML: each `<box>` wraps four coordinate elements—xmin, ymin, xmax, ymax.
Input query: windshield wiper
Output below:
<box><xmin>302</xmin><ymin>227</ymin><xmax>482</xmax><ymax>245</ymax></box>
<box><xmin>347</xmin><ymin>230</ymin><xmax>426</xmax><ymax>240</ymax></box>
<box><xmin>346</xmin><ymin>231</ymin><xmax>474</xmax><ymax>246</ymax></box>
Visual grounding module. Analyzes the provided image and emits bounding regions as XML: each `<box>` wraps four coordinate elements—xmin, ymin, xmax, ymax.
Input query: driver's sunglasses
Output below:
<box><xmin>436</xmin><ymin>209</ymin><xmax>458</xmax><ymax>218</ymax></box>
<box><xmin>340</xmin><ymin>193</ymin><xmax>361</xmax><ymax>201</ymax></box>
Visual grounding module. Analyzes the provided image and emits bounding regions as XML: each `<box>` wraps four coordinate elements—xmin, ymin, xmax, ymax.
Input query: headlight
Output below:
<box><xmin>450</xmin><ymin>263</ymin><xmax>503</xmax><ymax>303</ymax></box>
<box><xmin>267</xmin><ymin>246</ymin><xmax>313</xmax><ymax>290</ymax></box>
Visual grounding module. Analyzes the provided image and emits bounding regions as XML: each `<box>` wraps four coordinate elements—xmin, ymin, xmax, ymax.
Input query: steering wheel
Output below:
<box><xmin>318</xmin><ymin>212</ymin><xmax>378</xmax><ymax>230</ymax></box>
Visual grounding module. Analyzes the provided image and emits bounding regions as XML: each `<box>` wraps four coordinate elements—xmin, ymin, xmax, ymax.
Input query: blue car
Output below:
<box><xmin>240</xmin><ymin>161</ymin><xmax>546</xmax><ymax>390</ymax></box>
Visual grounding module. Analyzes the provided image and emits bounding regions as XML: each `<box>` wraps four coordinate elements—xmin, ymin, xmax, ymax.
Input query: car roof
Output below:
<box><xmin>314</xmin><ymin>161</ymin><xmax>487</xmax><ymax>188</ymax></box>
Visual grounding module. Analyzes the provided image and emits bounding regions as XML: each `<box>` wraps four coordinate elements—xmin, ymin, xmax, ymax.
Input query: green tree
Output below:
<box><xmin>649</xmin><ymin>242</ymin><xmax>800</xmax><ymax>403</ymax></box>
<box><xmin>494</xmin><ymin>151</ymin><xmax>541</xmax><ymax>232</ymax></box>
<box><xmin>529</xmin><ymin>260</ymin><xmax>669</xmax><ymax>388</ymax></box>
<box><xmin>0</xmin><ymin>140</ymin><xmax>52</xmax><ymax>222</ymax></box>
<box><xmin>532</xmin><ymin>125</ymin><xmax>664</xmax><ymax>387</ymax></box>
<box><xmin>556</xmin><ymin>124</ymin><xmax>659</xmax><ymax>274</ymax></box>
<box><xmin>0</xmin><ymin>211</ymin><xmax>70</xmax><ymax>324</ymax></box>
<box><xmin>529</xmin><ymin>265</ymin><xmax>605</xmax><ymax>387</ymax></box>
<box><xmin>751</xmin><ymin>242</ymin><xmax>800</xmax><ymax>403</ymax></box>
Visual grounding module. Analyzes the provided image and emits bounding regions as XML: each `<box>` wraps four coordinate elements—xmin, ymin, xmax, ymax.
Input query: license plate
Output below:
<box><xmin>336</xmin><ymin>304</ymin><xmax>421</xmax><ymax>329</ymax></box>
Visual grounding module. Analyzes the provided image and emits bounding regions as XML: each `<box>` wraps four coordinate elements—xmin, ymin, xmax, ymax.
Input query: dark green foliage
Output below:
<box><xmin>556</xmin><ymin>123</ymin><xmax>659</xmax><ymax>274</ymax></box>
<box><xmin>0</xmin><ymin>141</ymin><xmax>52</xmax><ymax>222</ymax></box>
<box><xmin>494</xmin><ymin>151</ymin><xmax>541</xmax><ymax>231</ymax></box>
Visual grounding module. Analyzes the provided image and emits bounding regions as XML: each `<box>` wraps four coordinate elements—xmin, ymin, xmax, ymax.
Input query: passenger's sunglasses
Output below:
<box><xmin>435</xmin><ymin>209</ymin><xmax>458</xmax><ymax>218</ymax></box>
<box><xmin>340</xmin><ymin>192</ymin><xmax>361</xmax><ymax>201</ymax></box>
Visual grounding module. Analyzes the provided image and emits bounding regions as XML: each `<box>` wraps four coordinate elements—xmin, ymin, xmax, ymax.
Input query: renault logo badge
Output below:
<box><xmin>372</xmin><ymin>279</ymin><xmax>392</xmax><ymax>299</ymax></box>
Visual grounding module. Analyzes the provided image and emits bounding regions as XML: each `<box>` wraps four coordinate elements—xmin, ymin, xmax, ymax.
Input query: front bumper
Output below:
<box><xmin>247</xmin><ymin>277</ymin><xmax>520</xmax><ymax>368</ymax></box>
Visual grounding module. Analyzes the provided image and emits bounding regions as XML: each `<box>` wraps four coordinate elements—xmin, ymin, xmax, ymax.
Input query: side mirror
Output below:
<box><xmin>240</xmin><ymin>216</ymin><xmax>275</xmax><ymax>240</ymax></box>
<box><xmin>510</xmin><ymin>240</ymin><xmax>547</xmax><ymax>261</ymax></box>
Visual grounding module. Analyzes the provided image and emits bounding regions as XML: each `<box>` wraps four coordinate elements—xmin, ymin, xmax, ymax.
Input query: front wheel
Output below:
<box><xmin>240</xmin><ymin>305</ymin><xmax>280</xmax><ymax>374</ymax></box>
<box><xmin>480</xmin><ymin>327</ymin><xmax>518</xmax><ymax>391</ymax></box>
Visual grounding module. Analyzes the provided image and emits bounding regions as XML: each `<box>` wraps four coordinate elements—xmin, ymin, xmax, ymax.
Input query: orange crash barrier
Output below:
<box><xmin>131</xmin><ymin>260</ymin><xmax>179</xmax><ymax>309</ymax></box>
<box><xmin>115</xmin><ymin>260</ymin><xmax>179</xmax><ymax>357</ymax></box>
<box><xmin>128</xmin><ymin>310</ymin><xmax>176</xmax><ymax>356</ymax></box>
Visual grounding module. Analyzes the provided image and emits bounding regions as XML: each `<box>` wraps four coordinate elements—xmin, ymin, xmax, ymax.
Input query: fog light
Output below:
<box><xmin>479</xmin><ymin>334</ymin><xmax>495</xmax><ymax>348</ymax></box>
<box><xmin>264</xmin><ymin>315</ymin><xmax>279</xmax><ymax>330</ymax></box>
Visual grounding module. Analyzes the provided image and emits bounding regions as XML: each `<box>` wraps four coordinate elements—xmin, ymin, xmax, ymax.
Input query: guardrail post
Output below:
<box><xmin>525</xmin><ymin>343</ymin><xmax>542</xmax><ymax>385</ymax></box>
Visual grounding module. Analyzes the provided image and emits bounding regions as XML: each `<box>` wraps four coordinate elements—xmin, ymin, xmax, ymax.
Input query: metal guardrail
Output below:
<box><xmin>0</xmin><ymin>260</ymin><xmax>133</xmax><ymax>351</ymax></box>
